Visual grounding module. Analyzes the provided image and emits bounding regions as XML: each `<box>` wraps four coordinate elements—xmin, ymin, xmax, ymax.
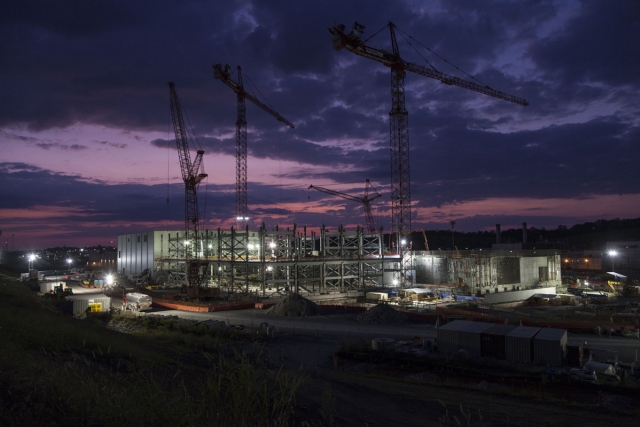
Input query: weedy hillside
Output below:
<box><xmin>0</xmin><ymin>274</ymin><xmax>303</xmax><ymax>427</ymax></box>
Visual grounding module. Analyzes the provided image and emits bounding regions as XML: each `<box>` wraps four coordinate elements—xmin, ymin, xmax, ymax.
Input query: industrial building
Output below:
<box><xmin>118</xmin><ymin>226</ymin><xmax>561</xmax><ymax>298</ymax></box>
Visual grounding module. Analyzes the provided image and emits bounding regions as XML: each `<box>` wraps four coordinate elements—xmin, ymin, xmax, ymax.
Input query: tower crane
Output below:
<box><xmin>168</xmin><ymin>82</ymin><xmax>208</xmax><ymax>295</ymax></box>
<box><xmin>309</xmin><ymin>179</ymin><xmax>382</xmax><ymax>234</ymax></box>
<box><xmin>213</xmin><ymin>64</ymin><xmax>295</xmax><ymax>227</ymax></box>
<box><xmin>328</xmin><ymin>22</ymin><xmax>529</xmax><ymax>286</ymax></box>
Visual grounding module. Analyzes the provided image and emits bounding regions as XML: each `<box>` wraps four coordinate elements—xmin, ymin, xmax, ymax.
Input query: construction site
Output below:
<box><xmin>117</xmin><ymin>22</ymin><xmax>554</xmax><ymax>307</ymax></box>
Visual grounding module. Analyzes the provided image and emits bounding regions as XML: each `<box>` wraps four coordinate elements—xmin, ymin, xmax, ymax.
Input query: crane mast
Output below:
<box><xmin>309</xmin><ymin>179</ymin><xmax>382</xmax><ymax>234</ymax></box>
<box><xmin>213</xmin><ymin>64</ymin><xmax>295</xmax><ymax>228</ymax></box>
<box><xmin>168</xmin><ymin>82</ymin><xmax>208</xmax><ymax>294</ymax></box>
<box><xmin>329</xmin><ymin>22</ymin><xmax>528</xmax><ymax>287</ymax></box>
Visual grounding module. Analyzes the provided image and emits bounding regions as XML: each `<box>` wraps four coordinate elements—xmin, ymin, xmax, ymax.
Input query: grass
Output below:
<box><xmin>0</xmin><ymin>278</ymin><xmax>303</xmax><ymax>426</ymax></box>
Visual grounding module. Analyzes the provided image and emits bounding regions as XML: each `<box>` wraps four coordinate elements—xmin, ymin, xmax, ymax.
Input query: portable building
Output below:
<box><xmin>505</xmin><ymin>326</ymin><xmax>541</xmax><ymax>363</ymax></box>
<box><xmin>72</xmin><ymin>297</ymin><xmax>112</xmax><ymax>315</ymax></box>
<box><xmin>39</xmin><ymin>281</ymin><xmax>65</xmax><ymax>293</ymax></box>
<box><xmin>437</xmin><ymin>320</ymin><xmax>495</xmax><ymax>357</ymax></box>
<box><xmin>366</xmin><ymin>292</ymin><xmax>388</xmax><ymax>301</ymax></box>
<box><xmin>481</xmin><ymin>324</ymin><xmax>517</xmax><ymax>360</ymax></box>
<box><xmin>533</xmin><ymin>328</ymin><xmax>567</xmax><ymax>367</ymax></box>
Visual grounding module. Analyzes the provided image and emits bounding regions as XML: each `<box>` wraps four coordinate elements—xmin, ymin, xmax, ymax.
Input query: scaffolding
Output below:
<box><xmin>154</xmin><ymin>224</ymin><xmax>394</xmax><ymax>297</ymax></box>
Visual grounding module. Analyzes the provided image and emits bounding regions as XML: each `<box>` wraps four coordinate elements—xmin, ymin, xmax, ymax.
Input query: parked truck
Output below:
<box><xmin>123</xmin><ymin>293</ymin><xmax>152</xmax><ymax>312</ymax></box>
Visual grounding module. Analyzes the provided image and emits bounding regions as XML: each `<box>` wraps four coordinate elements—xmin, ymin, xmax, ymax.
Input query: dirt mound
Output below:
<box><xmin>355</xmin><ymin>303</ymin><xmax>407</xmax><ymax>325</ymax></box>
<box><xmin>265</xmin><ymin>293</ymin><xmax>327</xmax><ymax>317</ymax></box>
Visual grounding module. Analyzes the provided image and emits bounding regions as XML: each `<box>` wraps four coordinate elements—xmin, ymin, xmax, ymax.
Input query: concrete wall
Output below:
<box><xmin>484</xmin><ymin>286</ymin><xmax>556</xmax><ymax>304</ymax></box>
<box><xmin>413</xmin><ymin>252</ymin><xmax>561</xmax><ymax>296</ymax></box>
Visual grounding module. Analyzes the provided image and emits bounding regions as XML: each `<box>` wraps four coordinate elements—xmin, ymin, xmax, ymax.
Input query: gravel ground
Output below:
<box><xmin>265</xmin><ymin>293</ymin><xmax>328</xmax><ymax>317</ymax></box>
<box><xmin>355</xmin><ymin>303</ymin><xmax>408</xmax><ymax>324</ymax></box>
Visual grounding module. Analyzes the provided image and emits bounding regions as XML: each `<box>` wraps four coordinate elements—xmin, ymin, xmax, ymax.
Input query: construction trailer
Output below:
<box><xmin>505</xmin><ymin>326</ymin><xmax>541</xmax><ymax>364</ymax></box>
<box><xmin>437</xmin><ymin>320</ymin><xmax>495</xmax><ymax>358</ymax></box>
<box><xmin>480</xmin><ymin>324</ymin><xmax>517</xmax><ymax>360</ymax></box>
<box><xmin>533</xmin><ymin>328</ymin><xmax>568</xmax><ymax>367</ymax></box>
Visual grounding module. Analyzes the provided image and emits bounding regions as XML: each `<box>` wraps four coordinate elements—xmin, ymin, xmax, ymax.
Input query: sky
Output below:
<box><xmin>1</xmin><ymin>0</ymin><xmax>639</xmax><ymax>251</ymax></box>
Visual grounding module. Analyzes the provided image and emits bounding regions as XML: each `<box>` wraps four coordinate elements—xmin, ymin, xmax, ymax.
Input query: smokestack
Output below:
<box><xmin>522</xmin><ymin>222</ymin><xmax>527</xmax><ymax>244</ymax></box>
<box><xmin>496</xmin><ymin>224</ymin><xmax>501</xmax><ymax>244</ymax></box>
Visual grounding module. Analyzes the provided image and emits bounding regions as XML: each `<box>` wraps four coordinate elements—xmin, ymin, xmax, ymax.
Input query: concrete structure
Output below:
<box><xmin>118</xmin><ymin>225</ymin><xmax>394</xmax><ymax>296</ymax></box>
<box><xmin>561</xmin><ymin>250</ymin><xmax>602</xmax><ymax>271</ymax></box>
<box><xmin>118</xmin><ymin>226</ymin><xmax>561</xmax><ymax>298</ymax></box>
<box><xmin>483</xmin><ymin>286</ymin><xmax>556</xmax><ymax>305</ymax></box>
<box><xmin>413</xmin><ymin>249</ymin><xmax>561</xmax><ymax>296</ymax></box>
<box><xmin>87</xmin><ymin>251</ymin><xmax>117</xmax><ymax>270</ymax></box>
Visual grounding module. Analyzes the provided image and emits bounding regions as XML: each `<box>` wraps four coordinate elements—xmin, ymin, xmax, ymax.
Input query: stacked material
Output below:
<box><xmin>106</xmin><ymin>319</ymin><xmax>146</xmax><ymax>334</ymax></box>
<box><xmin>265</xmin><ymin>293</ymin><xmax>327</xmax><ymax>317</ymax></box>
<box><xmin>355</xmin><ymin>303</ymin><xmax>407</xmax><ymax>325</ymax></box>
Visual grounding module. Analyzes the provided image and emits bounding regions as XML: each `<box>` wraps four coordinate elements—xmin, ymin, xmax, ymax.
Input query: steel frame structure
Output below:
<box><xmin>155</xmin><ymin>224</ymin><xmax>395</xmax><ymax>297</ymax></box>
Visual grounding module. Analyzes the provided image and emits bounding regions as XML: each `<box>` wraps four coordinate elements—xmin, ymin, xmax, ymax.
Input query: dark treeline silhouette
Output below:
<box><xmin>411</xmin><ymin>218</ymin><xmax>640</xmax><ymax>251</ymax></box>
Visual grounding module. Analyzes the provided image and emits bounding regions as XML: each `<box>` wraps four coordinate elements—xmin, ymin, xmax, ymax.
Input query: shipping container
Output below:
<box><xmin>437</xmin><ymin>320</ymin><xmax>495</xmax><ymax>357</ymax></box>
<box><xmin>533</xmin><ymin>328</ymin><xmax>567</xmax><ymax>367</ymax></box>
<box><xmin>505</xmin><ymin>326</ymin><xmax>541</xmax><ymax>363</ymax></box>
<box><xmin>72</xmin><ymin>297</ymin><xmax>111</xmax><ymax>315</ymax></box>
<box><xmin>567</xmin><ymin>342</ymin><xmax>584</xmax><ymax>367</ymax></box>
<box><xmin>481</xmin><ymin>324</ymin><xmax>517</xmax><ymax>360</ymax></box>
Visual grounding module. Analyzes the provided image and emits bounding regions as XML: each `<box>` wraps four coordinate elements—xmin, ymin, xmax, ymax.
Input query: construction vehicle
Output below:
<box><xmin>328</xmin><ymin>22</ymin><xmax>528</xmax><ymax>286</ymax></box>
<box><xmin>309</xmin><ymin>179</ymin><xmax>382</xmax><ymax>234</ymax></box>
<box><xmin>53</xmin><ymin>283</ymin><xmax>73</xmax><ymax>299</ymax></box>
<box><xmin>123</xmin><ymin>293</ymin><xmax>153</xmax><ymax>312</ymax></box>
<box><xmin>213</xmin><ymin>64</ymin><xmax>295</xmax><ymax>227</ymax></box>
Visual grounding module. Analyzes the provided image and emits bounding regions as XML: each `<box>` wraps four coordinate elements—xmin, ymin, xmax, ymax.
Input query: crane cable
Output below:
<box><xmin>394</xmin><ymin>26</ymin><xmax>492</xmax><ymax>89</ymax></box>
<box><xmin>171</xmin><ymin>87</ymin><xmax>209</xmax><ymax>227</ymax></box>
<box><xmin>244</xmin><ymin>73</ymin><xmax>278</xmax><ymax>113</ymax></box>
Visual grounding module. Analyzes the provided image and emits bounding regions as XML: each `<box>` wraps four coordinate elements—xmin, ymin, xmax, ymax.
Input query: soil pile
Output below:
<box><xmin>265</xmin><ymin>293</ymin><xmax>327</xmax><ymax>317</ymax></box>
<box><xmin>355</xmin><ymin>303</ymin><xmax>407</xmax><ymax>325</ymax></box>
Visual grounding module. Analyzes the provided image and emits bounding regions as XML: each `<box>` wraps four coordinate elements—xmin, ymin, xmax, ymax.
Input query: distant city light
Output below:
<box><xmin>608</xmin><ymin>250</ymin><xmax>618</xmax><ymax>257</ymax></box>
